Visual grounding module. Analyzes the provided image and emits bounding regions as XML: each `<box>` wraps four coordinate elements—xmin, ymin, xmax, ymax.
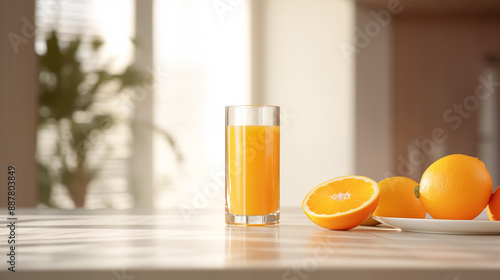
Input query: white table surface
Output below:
<box><xmin>1</xmin><ymin>208</ymin><xmax>499</xmax><ymax>280</ymax></box>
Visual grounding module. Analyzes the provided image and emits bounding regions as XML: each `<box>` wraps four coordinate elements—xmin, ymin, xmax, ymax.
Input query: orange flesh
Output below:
<box><xmin>307</xmin><ymin>178</ymin><xmax>374</xmax><ymax>215</ymax></box>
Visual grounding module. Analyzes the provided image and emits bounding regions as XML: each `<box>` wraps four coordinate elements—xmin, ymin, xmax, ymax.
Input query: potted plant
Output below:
<box><xmin>37</xmin><ymin>31</ymin><xmax>144</xmax><ymax>207</ymax></box>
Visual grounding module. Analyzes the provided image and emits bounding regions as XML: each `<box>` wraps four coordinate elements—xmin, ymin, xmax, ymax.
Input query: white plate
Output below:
<box><xmin>373</xmin><ymin>216</ymin><xmax>500</xmax><ymax>235</ymax></box>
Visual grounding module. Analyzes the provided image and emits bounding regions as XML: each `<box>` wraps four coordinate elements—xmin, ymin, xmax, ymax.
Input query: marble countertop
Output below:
<box><xmin>0</xmin><ymin>208</ymin><xmax>499</xmax><ymax>280</ymax></box>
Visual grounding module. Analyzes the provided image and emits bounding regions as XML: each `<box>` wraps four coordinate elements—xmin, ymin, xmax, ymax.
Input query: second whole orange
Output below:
<box><xmin>373</xmin><ymin>177</ymin><xmax>427</xmax><ymax>219</ymax></box>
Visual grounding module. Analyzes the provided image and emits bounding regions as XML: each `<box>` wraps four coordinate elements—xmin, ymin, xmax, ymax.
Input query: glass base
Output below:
<box><xmin>226</xmin><ymin>211</ymin><xmax>280</xmax><ymax>226</ymax></box>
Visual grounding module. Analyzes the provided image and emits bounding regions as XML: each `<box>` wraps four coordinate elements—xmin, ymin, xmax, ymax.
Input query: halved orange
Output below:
<box><xmin>302</xmin><ymin>176</ymin><xmax>380</xmax><ymax>230</ymax></box>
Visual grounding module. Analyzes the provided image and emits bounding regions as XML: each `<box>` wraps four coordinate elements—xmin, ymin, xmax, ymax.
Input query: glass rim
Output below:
<box><xmin>226</xmin><ymin>105</ymin><xmax>280</xmax><ymax>109</ymax></box>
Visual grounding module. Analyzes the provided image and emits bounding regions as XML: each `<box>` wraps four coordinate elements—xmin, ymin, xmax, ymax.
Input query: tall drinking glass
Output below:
<box><xmin>225</xmin><ymin>105</ymin><xmax>280</xmax><ymax>225</ymax></box>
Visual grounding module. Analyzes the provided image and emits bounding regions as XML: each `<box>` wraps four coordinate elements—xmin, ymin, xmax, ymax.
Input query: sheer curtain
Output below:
<box><xmin>152</xmin><ymin>0</ymin><xmax>249</xmax><ymax>208</ymax></box>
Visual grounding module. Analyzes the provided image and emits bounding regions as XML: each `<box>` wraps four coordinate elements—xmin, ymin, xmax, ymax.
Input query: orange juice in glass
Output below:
<box><xmin>225</xmin><ymin>106</ymin><xmax>280</xmax><ymax>225</ymax></box>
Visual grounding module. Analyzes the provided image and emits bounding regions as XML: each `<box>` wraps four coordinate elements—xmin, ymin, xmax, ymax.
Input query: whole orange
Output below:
<box><xmin>487</xmin><ymin>187</ymin><xmax>500</xmax><ymax>221</ymax></box>
<box><xmin>373</xmin><ymin>177</ymin><xmax>427</xmax><ymax>219</ymax></box>
<box><xmin>418</xmin><ymin>154</ymin><xmax>492</xmax><ymax>220</ymax></box>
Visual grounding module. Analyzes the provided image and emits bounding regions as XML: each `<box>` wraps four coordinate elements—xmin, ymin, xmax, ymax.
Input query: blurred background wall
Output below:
<box><xmin>250</xmin><ymin>0</ymin><xmax>356</xmax><ymax>207</ymax></box>
<box><xmin>0</xmin><ymin>0</ymin><xmax>38</xmax><ymax>207</ymax></box>
<box><xmin>0</xmin><ymin>0</ymin><xmax>499</xmax><ymax>209</ymax></box>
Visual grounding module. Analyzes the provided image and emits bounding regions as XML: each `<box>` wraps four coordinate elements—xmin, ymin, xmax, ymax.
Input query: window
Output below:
<box><xmin>36</xmin><ymin>0</ymin><xmax>249</xmax><ymax>209</ymax></box>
